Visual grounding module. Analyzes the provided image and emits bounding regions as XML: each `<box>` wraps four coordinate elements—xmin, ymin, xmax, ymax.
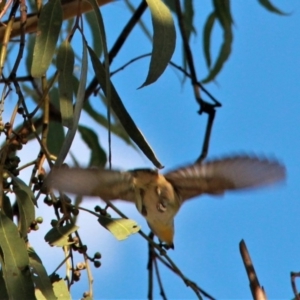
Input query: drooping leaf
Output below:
<box><xmin>0</xmin><ymin>211</ymin><xmax>35</xmax><ymax>299</ymax></box>
<box><xmin>88</xmin><ymin>46</ymin><xmax>163</xmax><ymax>169</ymax></box>
<box><xmin>14</xmin><ymin>189</ymin><xmax>35</xmax><ymax>238</ymax></box>
<box><xmin>56</xmin><ymin>40</ymin><xmax>75</xmax><ymax>129</ymax></box>
<box><xmin>257</xmin><ymin>0</ymin><xmax>288</xmax><ymax>15</ymax></box>
<box><xmin>83</xmin><ymin>100</ymin><xmax>134</xmax><ymax>147</ymax></box>
<box><xmin>202</xmin><ymin>0</ymin><xmax>233</xmax><ymax>83</ymax></box>
<box><xmin>86</xmin><ymin>0</ymin><xmax>110</xmax><ymax>86</ymax></box>
<box><xmin>98</xmin><ymin>216</ymin><xmax>141</xmax><ymax>240</ymax></box>
<box><xmin>203</xmin><ymin>11</ymin><xmax>216</xmax><ymax>68</ymax></box>
<box><xmin>28</xmin><ymin>248</ymin><xmax>56</xmax><ymax>300</ymax></box>
<box><xmin>78</xmin><ymin>125</ymin><xmax>107</xmax><ymax>167</ymax></box>
<box><xmin>85</xmin><ymin>11</ymin><xmax>103</xmax><ymax>57</ymax></box>
<box><xmin>48</xmin><ymin>121</ymin><xmax>65</xmax><ymax>157</ymax></box>
<box><xmin>2</xmin><ymin>194</ymin><xmax>13</xmax><ymax>220</ymax></box>
<box><xmin>44</xmin><ymin>224</ymin><xmax>79</xmax><ymax>247</ymax></box>
<box><xmin>183</xmin><ymin>0</ymin><xmax>196</xmax><ymax>40</ymax></box>
<box><xmin>140</xmin><ymin>0</ymin><xmax>176</xmax><ymax>87</ymax></box>
<box><xmin>31</xmin><ymin>0</ymin><xmax>63</xmax><ymax>77</ymax></box>
<box><xmin>47</xmin><ymin>88</ymin><xmax>65</xmax><ymax>156</ymax></box>
<box><xmin>11</xmin><ymin>175</ymin><xmax>36</xmax><ymax>237</ymax></box>
<box><xmin>54</xmin><ymin>38</ymin><xmax>88</xmax><ymax>166</ymax></box>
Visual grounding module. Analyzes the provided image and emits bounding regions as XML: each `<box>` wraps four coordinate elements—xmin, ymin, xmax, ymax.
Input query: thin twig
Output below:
<box><xmin>153</xmin><ymin>256</ymin><xmax>167</xmax><ymax>300</ymax></box>
<box><xmin>84</xmin><ymin>0</ymin><xmax>148</xmax><ymax>101</ymax></box>
<box><xmin>174</xmin><ymin>0</ymin><xmax>221</xmax><ymax>162</ymax></box>
<box><xmin>147</xmin><ymin>232</ymin><xmax>154</xmax><ymax>300</ymax></box>
<box><xmin>239</xmin><ymin>240</ymin><xmax>267</xmax><ymax>300</ymax></box>
<box><xmin>291</xmin><ymin>272</ymin><xmax>300</xmax><ymax>300</ymax></box>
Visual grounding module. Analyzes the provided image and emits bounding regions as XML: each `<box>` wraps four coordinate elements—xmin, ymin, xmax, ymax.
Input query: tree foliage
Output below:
<box><xmin>0</xmin><ymin>0</ymin><xmax>289</xmax><ymax>299</ymax></box>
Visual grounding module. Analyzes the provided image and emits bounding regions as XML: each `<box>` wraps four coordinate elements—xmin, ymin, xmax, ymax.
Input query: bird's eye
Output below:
<box><xmin>157</xmin><ymin>201</ymin><xmax>167</xmax><ymax>213</ymax></box>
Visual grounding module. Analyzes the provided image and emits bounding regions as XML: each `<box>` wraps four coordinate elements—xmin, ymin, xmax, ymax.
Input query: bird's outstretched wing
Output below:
<box><xmin>164</xmin><ymin>156</ymin><xmax>286</xmax><ymax>201</ymax></box>
<box><xmin>47</xmin><ymin>168</ymin><xmax>135</xmax><ymax>202</ymax></box>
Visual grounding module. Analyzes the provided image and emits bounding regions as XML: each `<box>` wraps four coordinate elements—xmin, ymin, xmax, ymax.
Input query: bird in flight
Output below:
<box><xmin>48</xmin><ymin>155</ymin><xmax>285</xmax><ymax>248</ymax></box>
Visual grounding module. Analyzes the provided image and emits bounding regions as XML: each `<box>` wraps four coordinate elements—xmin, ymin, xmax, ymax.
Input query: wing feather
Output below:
<box><xmin>164</xmin><ymin>156</ymin><xmax>286</xmax><ymax>201</ymax></box>
<box><xmin>46</xmin><ymin>168</ymin><xmax>135</xmax><ymax>202</ymax></box>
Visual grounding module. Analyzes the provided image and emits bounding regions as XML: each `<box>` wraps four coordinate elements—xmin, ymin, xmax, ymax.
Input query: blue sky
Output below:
<box><xmin>6</xmin><ymin>0</ymin><xmax>300</xmax><ymax>299</ymax></box>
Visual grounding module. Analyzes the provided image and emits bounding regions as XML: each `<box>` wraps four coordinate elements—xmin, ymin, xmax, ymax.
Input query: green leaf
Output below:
<box><xmin>183</xmin><ymin>0</ymin><xmax>196</xmax><ymax>40</ymax></box>
<box><xmin>31</xmin><ymin>0</ymin><xmax>63</xmax><ymax>77</ymax></box>
<box><xmin>54</xmin><ymin>38</ymin><xmax>88</xmax><ymax>166</ymax></box>
<box><xmin>202</xmin><ymin>0</ymin><xmax>233</xmax><ymax>83</ymax></box>
<box><xmin>83</xmin><ymin>100</ymin><xmax>134</xmax><ymax>147</ymax></box>
<box><xmin>52</xmin><ymin>278</ymin><xmax>71</xmax><ymax>300</ymax></box>
<box><xmin>88</xmin><ymin>46</ymin><xmax>163</xmax><ymax>169</ymax></box>
<box><xmin>258</xmin><ymin>0</ymin><xmax>288</xmax><ymax>15</ymax></box>
<box><xmin>48</xmin><ymin>88</ymin><xmax>65</xmax><ymax>156</ymax></box>
<box><xmin>2</xmin><ymin>194</ymin><xmax>13</xmax><ymax>220</ymax></box>
<box><xmin>85</xmin><ymin>11</ymin><xmax>103</xmax><ymax>57</ymax></box>
<box><xmin>14</xmin><ymin>189</ymin><xmax>35</xmax><ymax>238</ymax></box>
<box><xmin>56</xmin><ymin>40</ymin><xmax>75</xmax><ymax>129</ymax></box>
<box><xmin>25</xmin><ymin>35</ymin><xmax>35</xmax><ymax>74</ymax></box>
<box><xmin>203</xmin><ymin>11</ymin><xmax>216</xmax><ymax>68</ymax></box>
<box><xmin>11</xmin><ymin>176</ymin><xmax>36</xmax><ymax>205</ymax></box>
<box><xmin>44</xmin><ymin>224</ymin><xmax>79</xmax><ymax>247</ymax></box>
<box><xmin>78</xmin><ymin>125</ymin><xmax>107</xmax><ymax>167</ymax></box>
<box><xmin>0</xmin><ymin>211</ymin><xmax>35</xmax><ymax>299</ymax></box>
<box><xmin>28</xmin><ymin>248</ymin><xmax>56</xmax><ymax>300</ymax></box>
<box><xmin>140</xmin><ymin>0</ymin><xmax>176</xmax><ymax>87</ymax></box>
<box><xmin>48</xmin><ymin>121</ymin><xmax>65</xmax><ymax>157</ymax></box>
<box><xmin>98</xmin><ymin>216</ymin><xmax>141</xmax><ymax>240</ymax></box>
<box><xmin>11</xmin><ymin>176</ymin><xmax>36</xmax><ymax>237</ymax></box>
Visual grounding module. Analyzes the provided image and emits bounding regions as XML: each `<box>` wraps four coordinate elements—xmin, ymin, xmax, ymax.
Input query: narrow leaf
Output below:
<box><xmin>203</xmin><ymin>12</ymin><xmax>216</xmax><ymax>68</ymax></box>
<box><xmin>0</xmin><ymin>211</ymin><xmax>35</xmax><ymax>299</ymax></box>
<box><xmin>28</xmin><ymin>248</ymin><xmax>56</xmax><ymax>300</ymax></box>
<box><xmin>54</xmin><ymin>38</ymin><xmax>88</xmax><ymax>166</ymax></box>
<box><xmin>48</xmin><ymin>121</ymin><xmax>65</xmax><ymax>156</ymax></box>
<box><xmin>48</xmin><ymin>88</ymin><xmax>65</xmax><ymax>156</ymax></box>
<box><xmin>44</xmin><ymin>224</ymin><xmax>79</xmax><ymax>247</ymax></box>
<box><xmin>56</xmin><ymin>40</ymin><xmax>75</xmax><ymax>129</ymax></box>
<box><xmin>184</xmin><ymin>0</ymin><xmax>196</xmax><ymax>40</ymax></box>
<box><xmin>2</xmin><ymin>194</ymin><xmax>13</xmax><ymax>220</ymax></box>
<box><xmin>31</xmin><ymin>0</ymin><xmax>63</xmax><ymax>77</ymax></box>
<box><xmin>202</xmin><ymin>0</ymin><xmax>233</xmax><ymax>83</ymax></box>
<box><xmin>78</xmin><ymin>125</ymin><xmax>107</xmax><ymax>167</ymax></box>
<box><xmin>140</xmin><ymin>0</ymin><xmax>176</xmax><ymax>87</ymax></box>
<box><xmin>11</xmin><ymin>176</ymin><xmax>36</xmax><ymax>237</ymax></box>
<box><xmin>258</xmin><ymin>0</ymin><xmax>288</xmax><ymax>15</ymax></box>
<box><xmin>83</xmin><ymin>100</ymin><xmax>134</xmax><ymax>147</ymax></box>
<box><xmin>98</xmin><ymin>216</ymin><xmax>141</xmax><ymax>240</ymax></box>
<box><xmin>88</xmin><ymin>46</ymin><xmax>163</xmax><ymax>169</ymax></box>
<box><xmin>14</xmin><ymin>189</ymin><xmax>35</xmax><ymax>238</ymax></box>
<box><xmin>84</xmin><ymin>12</ymin><xmax>103</xmax><ymax>57</ymax></box>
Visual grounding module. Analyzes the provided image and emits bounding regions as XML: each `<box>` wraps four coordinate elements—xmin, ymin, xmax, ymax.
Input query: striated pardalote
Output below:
<box><xmin>47</xmin><ymin>155</ymin><xmax>285</xmax><ymax>248</ymax></box>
